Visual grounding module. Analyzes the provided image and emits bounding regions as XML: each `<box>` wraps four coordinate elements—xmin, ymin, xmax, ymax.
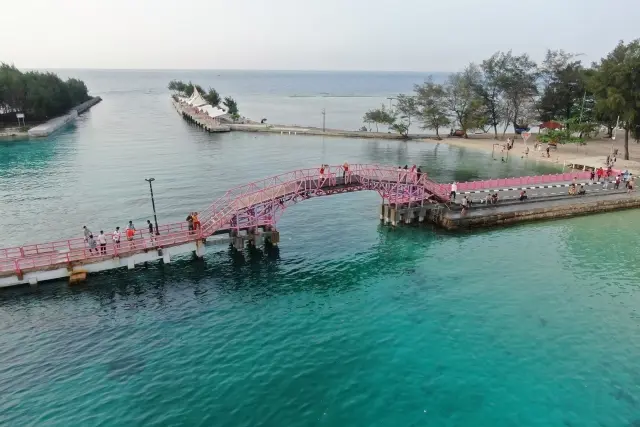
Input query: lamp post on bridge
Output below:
<box><xmin>145</xmin><ymin>178</ymin><xmax>160</xmax><ymax>235</ymax></box>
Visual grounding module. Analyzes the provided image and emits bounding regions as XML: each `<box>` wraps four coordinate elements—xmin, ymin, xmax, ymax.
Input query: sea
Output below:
<box><xmin>0</xmin><ymin>70</ymin><xmax>639</xmax><ymax>427</ymax></box>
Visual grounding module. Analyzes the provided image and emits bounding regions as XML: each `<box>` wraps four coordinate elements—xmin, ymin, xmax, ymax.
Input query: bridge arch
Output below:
<box><xmin>199</xmin><ymin>164</ymin><xmax>449</xmax><ymax>235</ymax></box>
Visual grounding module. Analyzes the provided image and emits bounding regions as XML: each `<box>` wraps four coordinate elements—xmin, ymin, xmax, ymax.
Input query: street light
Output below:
<box><xmin>145</xmin><ymin>178</ymin><xmax>160</xmax><ymax>235</ymax></box>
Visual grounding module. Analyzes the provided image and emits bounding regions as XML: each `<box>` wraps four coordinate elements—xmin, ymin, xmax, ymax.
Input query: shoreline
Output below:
<box><xmin>421</xmin><ymin>135</ymin><xmax>640</xmax><ymax>175</ymax></box>
<box><xmin>0</xmin><ymin>97</ymin><xmax>102</xmax><ymax>141</ymax></box>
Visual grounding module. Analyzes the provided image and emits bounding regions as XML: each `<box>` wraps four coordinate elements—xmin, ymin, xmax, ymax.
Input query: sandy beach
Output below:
<box><xmin>423</xmin><ymin>133</ymin><xmax>640</xmax><ymax>174</ymax></box>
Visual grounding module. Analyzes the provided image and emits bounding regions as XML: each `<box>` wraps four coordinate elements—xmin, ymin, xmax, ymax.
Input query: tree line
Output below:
<box><xmin>168</xmin><ymin>80</ymin><xmax>239</xmax><ymax>118</ymax></box>
<box><xmin>364</xmin><ymin>39</ymin><xmax>640</xmax><ymax>160</ymax></box>
<box><xmin>0</xmin><ymin>63</ymin><xmax>91</xmax><ymax>122</ymax></box>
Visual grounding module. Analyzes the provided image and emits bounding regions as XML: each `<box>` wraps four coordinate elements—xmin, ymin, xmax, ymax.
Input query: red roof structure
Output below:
<box><xmin>539</xmin><ymin>121</ymin><xmax>564</xmax><ymax>130</ymax></box>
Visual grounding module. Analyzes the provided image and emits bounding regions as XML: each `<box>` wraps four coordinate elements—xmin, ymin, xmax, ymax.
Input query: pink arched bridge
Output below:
<box><xmin>0</xmin><ymin>165</ymin><xmax>590</xmax><ymax>275</ymax></box>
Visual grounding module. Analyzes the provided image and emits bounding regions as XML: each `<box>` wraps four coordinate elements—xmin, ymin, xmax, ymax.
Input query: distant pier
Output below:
<box><xmin>172</xmin><ymin>99</ymin><xmax>231</xmax><ymax>133</ymax></box>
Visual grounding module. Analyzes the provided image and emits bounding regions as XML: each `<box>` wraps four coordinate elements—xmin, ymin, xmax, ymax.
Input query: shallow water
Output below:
<box><xmin>1</xmin><ymin>71</ymin><xmax>639</xmax><ymax>426</ymax></box>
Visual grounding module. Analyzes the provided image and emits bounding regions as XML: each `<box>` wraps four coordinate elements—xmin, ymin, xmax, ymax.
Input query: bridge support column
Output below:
<box><xmin>405</xmin><ymin>210</ymin><xmax>414</xmax><ymax>224</ymax></box>
<box><xmin>127</xmin><ymin>258</ymin><xmax>135</xmax><ymax>270</ymax></box>
<box><xmin>390</xmin><ymin>208</ymin><xmax>398</xmax><ymax>227</ymax></box>
<box><xmin>380</xmin><ymin>204</ymin><xmax>385</xmax><ymax>221</ymax></box>
<box><xmin>233</xmin><ymin>236</ymin><xmax>244</xmax><ymax>251</ymax></box>
<box><xmin>383</xmin><ymin>205</ymin><xmax>391</xmax><ymax>224</ymax></box>
<box><xmin>419</xmin><ymin>207</ymin><xmax>427</xmax><ymax>222</ymax></box>
<box><xmin>194</xmin><ymin>240</ymin><xmax>206</xmax><ymax>258</ymax></box>
<box><xmin>28</xmin><ymin>277</ymin><xmax>38</xmax><ymax>287</ymax></box>
<box><xmin>163</xmin><ymin>252</ymin><xmax>171</xmax><ymax>264</ymax></box>
<box><xmin>270</xmin><ymin>230</ymin><xmax>280</xmax><ymax>246</ymax></box>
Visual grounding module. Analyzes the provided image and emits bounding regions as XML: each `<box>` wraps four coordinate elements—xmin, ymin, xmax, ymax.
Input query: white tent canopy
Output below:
<box><xmin>187</xmin><ymin>87</ymin><xmax>209</xmax><ymax>107</ymax></box>
<box><xmin>200</xmin><ymin>105</ymin><xmax>227</xmax><ymax>118</ymax></box>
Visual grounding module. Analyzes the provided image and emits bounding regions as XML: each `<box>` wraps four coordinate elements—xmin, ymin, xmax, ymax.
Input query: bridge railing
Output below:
<box><xmin>199</xmin><ymin>165</ymin><xmax>348</xmax><ymax>234</ymax></box>
<box><xmin>454</xmin><ymin>171</ymin><xmax>592</xmax><ymax>192</ymax></box>
<box><xmin>0</xmin><ymin>227</ymin><xmax>206</xmax><ymax>274</ymax></box>
<box><xmin>0</xmin><ymin>221</ymin><xmax>192</xmax><ymax>261</ymax></box>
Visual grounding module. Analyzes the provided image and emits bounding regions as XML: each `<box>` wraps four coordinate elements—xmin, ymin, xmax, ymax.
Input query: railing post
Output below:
<box><xmin>14</xmin><ymin>259</ymin><xmax>20</xmax><ymax>275</ymax></box>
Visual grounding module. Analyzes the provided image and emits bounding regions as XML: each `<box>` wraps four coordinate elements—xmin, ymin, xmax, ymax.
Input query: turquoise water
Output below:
<box><xmin>1</xmin><ymin>71</ymin><xmax>639</xmax><ymax>426</ymax></box>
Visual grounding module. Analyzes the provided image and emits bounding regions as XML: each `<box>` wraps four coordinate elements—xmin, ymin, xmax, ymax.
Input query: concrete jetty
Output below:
<box><xmin>28</xmin><ymin>96</ymin><xmax>102</xmax><ymax>138</ymax></box>
<box><xmin>172</xmin><ymin>99</ymin><xmax>231</xmax><ymax>133</ymax></box>
<box><xmin>228</xmin><ymin>123</ymin><xmax>408</xmax><ymax>140</ymax></box>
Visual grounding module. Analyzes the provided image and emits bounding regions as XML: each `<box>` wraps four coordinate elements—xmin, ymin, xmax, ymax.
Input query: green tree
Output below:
<box><xmin>223</xmin><ymin>96</ymin><xmax>239</xmax><ymax>115</ymax></box>
<box><xmin>476</xmin><ymin>52</ymin><xmax>510</xmax><ymax>138</ymax></box>
<box><xmin>498</xmin><ymin>51</ymin><xmax>538</xmax><ymax>129</ymax></box>
<box><xmin>589</xmin><ymin>39</ymin><xmax>640</xmax><ymax>160</ymax></box>
<box><xmin>0</xmin><ymin>64</ymin><xmax>91</xmax><ymax>121</ymax></box>
<box><xmin>66</xmin><ymin>78</ymin><xmax>90</xmax><ymax>105</ymax></box>
<box><xmin>537</xmin><ymin>50</ymin><xmax>587</xmax><ymax>122</ymax></box>
<box><xmin>363</xmin><ymin>104</ymin><xmax>395</xmax><ymax>132</ymax></box>
<box><xmin>204</xmin><ymin>88</ymin><xmax>221</xmax><ymax>106</ymax></box>
<box><xmin>445</xmin><ymin>64</ymin><xmax>485</xmax><ymax>133</ymax></box>
<box><xmin>414</xmin><ymin>78</ymin><xmax>450</xmax><ymax>139</ymax></box>
<box><xmin>183</xmin><ymin>82</ymin><xmax>195</xmax><ymax>97</ymax></box>
<box><xmin>392</xmin><ymin>94</ymin><xmax>417</xmax><ymax>136</ymax></box>
<box><xmin>168</xmin><ymin>79</ymin><xmax>188</xmax><ymax>94</ymax></box>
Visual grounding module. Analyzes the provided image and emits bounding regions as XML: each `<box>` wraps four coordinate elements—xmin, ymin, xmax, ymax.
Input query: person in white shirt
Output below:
<box><xmin>450</xmin><ymin>182</ymin><xmax>458</xmax><ymax>200</ymax></box>
<box><xmin>97</xmin><ymin>231</ymin><xmax>107</xmax><ymax>255</ymax></box>
<box><xmin>112</xmin><ymin>227</ymin><xmax>121</xmax><ymax>248</ymax></box>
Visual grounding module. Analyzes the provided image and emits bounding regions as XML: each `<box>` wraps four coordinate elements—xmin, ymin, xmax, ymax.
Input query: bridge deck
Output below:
<box><xmin>0</xmin><ymin>164</ymin><xmax>612</xmax><ymax>279</ymax></box>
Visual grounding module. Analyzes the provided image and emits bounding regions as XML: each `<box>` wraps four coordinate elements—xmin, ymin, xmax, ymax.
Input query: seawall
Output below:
<box><xmin>382</xmin><ymin>192</ymin><xmax>640</xmax><ymax>231</ymax></box>
<box><xmin>228</xmin><ymin>123</ymin><xmax>408</xmax><ymax>140</ymax></box>
<box><xmin>28</xmin><ymin>96</ymin><xmax>102</xmax><ymax>138</ymax></box>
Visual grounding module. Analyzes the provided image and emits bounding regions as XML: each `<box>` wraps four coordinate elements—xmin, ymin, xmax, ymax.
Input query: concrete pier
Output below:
<box><xmin>172</xmin><ymin>99</ymin><xmax>231</xmax><ymax>133</ymax></box>
<box><xmin>380</xmin><ymin>191</ymin><xmax>640</xmax><ymax>231</ymax></box>
<box><xmin>0</xmin><ymin>230</ymin><xmax>277</xmax><ymax>288</ymax></box>
<box><xmin>28</xmin><ymin>97</ymin><xmax>102</xmax><ymax>138</ymax></box>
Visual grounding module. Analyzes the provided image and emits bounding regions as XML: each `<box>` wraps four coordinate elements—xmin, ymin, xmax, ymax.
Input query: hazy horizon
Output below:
<box><xmin>1</xmin><ymin>0</ymin><xmax>639</xmax><ymax>71</ymax></box>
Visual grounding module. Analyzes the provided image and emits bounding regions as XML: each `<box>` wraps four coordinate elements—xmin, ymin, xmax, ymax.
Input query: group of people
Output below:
<box><xmin>396</xmin><ymin>165</ymin><xmax>423</xmax><ymax>183</ymax></box>
<box><xmin>83</xmin><ymin>220</ymin><xmax>156</xmax><ymax>256</ymax></box>
<box><xmin>186</xmin><ymin>212</ymin><xmax>201</xmax><ymax>232</ymax></box>
<box><xmin>589</xmin><ymin>166</ymin><xmax>635</xmax><ymax>193</ymax></box>
<box><xmin>568</xmin><ymin>183</ymin><xmax>587</xmax><ymax>196</ymax></box>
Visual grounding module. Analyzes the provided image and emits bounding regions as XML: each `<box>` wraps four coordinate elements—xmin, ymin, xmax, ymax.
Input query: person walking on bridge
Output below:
<box><xmin>192</xmin><ymin>212</ymin><xmax>201</xmax><ymax>231</ymax></box>
<box><xmin>342</xmin><ymin>162</ymin><xmax>349</xmax><ymax>179</ymax></box>
<box><xmin>87</xmin><ymin>234</ymin><xmax>97</xmax><ymax>255</ymax></box>
<box><xmin>83</xmin><ymin>226</ymin><xmax>92</xmax><ymax>242</ymax></box>
<box><xmin>450</xmin><ymin>182</ymin><xmax>457</xmax><ymax>201</ymax></box>
<box><xmin>112</xmin><ymin>226</ymin><xmax>121</xmax><ymax>248</ymax></box>
<box><xmin>126</xmin><ymin>226</ymin><xmax>136</xmax><ymax>249</ymax></box>
<box><xmin>186</xmin><ymin>213</ymin><xmax>194</xmax><ymax>232</ymax></box>
<box><xmin>97</xmin><ymin>231</ymin><xmax>107</xmax><ymax>255</ymax></box>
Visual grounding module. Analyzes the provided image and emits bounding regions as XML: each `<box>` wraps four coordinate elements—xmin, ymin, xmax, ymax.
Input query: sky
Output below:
<box><xmin>1</xmin><ymin>0</ymin><xmax>638</xmax><ymax>71</ymax></box>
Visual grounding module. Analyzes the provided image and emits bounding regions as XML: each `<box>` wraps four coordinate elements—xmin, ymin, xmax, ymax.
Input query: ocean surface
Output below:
<box><xmin>1</xmin><ymin>70</ymin><xmax>639</xmax><ymax>426</ymax></box>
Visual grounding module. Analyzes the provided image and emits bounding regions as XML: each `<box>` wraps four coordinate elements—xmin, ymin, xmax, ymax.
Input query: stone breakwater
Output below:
<box><xmin>28</xmin><ymin>96</ymin><xmax>102</xmax><ymax>138</ymax></box>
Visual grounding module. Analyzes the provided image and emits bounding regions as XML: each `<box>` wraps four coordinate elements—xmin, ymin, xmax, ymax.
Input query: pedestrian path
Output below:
<box><xmin>458</xmin><ymin>180</ymin><xmax>620</xmax><ymax>195</ymax></box>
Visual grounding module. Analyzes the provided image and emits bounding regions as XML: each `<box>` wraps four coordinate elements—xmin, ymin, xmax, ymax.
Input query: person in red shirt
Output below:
<box><xmin>126</xmin><ymin>227</ymin><xmax>136</xmax><ymax>249</ymax></box>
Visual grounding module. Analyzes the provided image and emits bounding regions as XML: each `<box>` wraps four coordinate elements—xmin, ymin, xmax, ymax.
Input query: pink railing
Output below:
<box><xmin>454</xmin><ymin>171</ymin><xmax>592</xmax><ymax>192</ymax></box>
<box><xmin>0</xmin><ymin>221</ymin><xmax>190</xmax><ymax>260</ymax></box>
<box><xmin>4</xmin><ymin>164</ymin><xmax>585</xmax><ymax>275</ymax></box>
